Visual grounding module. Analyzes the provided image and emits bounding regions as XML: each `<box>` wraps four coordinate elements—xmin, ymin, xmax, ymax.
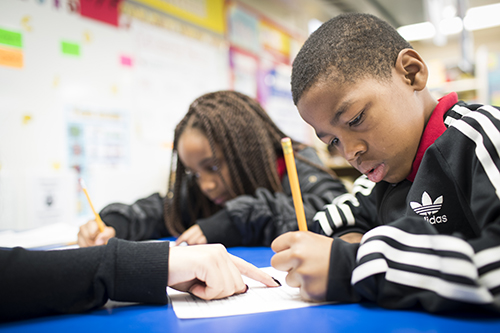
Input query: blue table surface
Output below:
<box><xmin>2</xmin><ymin>246</ymin><xmax>500</xmax><ymax>333</ymax></box>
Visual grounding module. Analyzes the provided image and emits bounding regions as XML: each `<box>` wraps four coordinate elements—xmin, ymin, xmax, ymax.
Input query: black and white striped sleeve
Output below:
<box><xmin>312</xmin><ymin>175</ymin><xmax>378</xmax><ymax>236</ymax></box>
<box><xmin>348</xmin><ymin>218</ymin><xmax>498</xmax><ymax>312</ymax></box>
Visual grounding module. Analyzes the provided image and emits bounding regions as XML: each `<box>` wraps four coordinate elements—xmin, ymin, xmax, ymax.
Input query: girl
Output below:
<box><xmin>78</xmin><ymin>91</ymin><xmax>346</xmax><ymax>247</ymax></box>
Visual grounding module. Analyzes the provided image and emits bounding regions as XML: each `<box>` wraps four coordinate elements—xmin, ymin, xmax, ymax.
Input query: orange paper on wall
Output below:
<box><xmin>0</xmin><ymin>47</ymin><xmax>23</xmax><ymax>68</ymax></box>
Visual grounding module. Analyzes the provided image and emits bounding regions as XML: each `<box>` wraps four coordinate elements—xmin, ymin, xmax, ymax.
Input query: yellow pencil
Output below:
<box><xmin>281</xmin><ymin>137</ymin><xmax>308</xmax><ymax>231</ymax></box>
<box><xmin>79</xmin><ymin>178</ymin><xmax>106</xmax><ymax>233</ymax></box>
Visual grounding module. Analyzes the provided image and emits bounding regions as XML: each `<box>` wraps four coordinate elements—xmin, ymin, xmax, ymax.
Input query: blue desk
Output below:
<box><xmin>1</xmin><ymin>246</ymin><xmax>500</xmax><ymax>332</ymax></box>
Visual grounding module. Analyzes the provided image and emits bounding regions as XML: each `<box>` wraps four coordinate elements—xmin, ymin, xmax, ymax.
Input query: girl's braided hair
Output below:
<box><xmin>164</xmin><ymin>90</ymin><xmax>334</xmax><ymax>235</ymax></box>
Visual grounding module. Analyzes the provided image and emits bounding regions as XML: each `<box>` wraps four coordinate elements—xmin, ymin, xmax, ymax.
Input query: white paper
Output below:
<box><xmin>0</xmin><ymin>223</ymin><xmax>78</xmax><ymax>248</ymax></box>
<box><xmin>167</xmin><ymin>267</ymin><xmax>331</xmax><ymax>319</ymax></box>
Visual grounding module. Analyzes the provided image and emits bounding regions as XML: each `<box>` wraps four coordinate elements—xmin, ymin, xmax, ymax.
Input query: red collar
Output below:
<box><xmin>406</xmin><ymin>92</ymin><xmax>458</xmax><ymax>182</ymax></box>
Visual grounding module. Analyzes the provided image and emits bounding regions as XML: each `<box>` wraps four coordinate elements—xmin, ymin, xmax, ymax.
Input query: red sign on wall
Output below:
<box><xmin>80</xmin><ymin>0</ymin><xmax>123</xmax><ymax>27</ymax></box>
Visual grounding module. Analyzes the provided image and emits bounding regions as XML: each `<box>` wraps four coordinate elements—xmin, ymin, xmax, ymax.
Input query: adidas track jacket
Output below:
<box><xmin>313</xmin><ymin>93</ymin><xmax>500</xmax><ymax>312</ymax></box>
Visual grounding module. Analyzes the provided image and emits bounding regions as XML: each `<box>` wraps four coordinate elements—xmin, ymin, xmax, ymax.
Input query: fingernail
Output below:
<box><xmin>272</xmin><ymin>277</ymin><xmax>281</xmax><ymax>286</ymax></box>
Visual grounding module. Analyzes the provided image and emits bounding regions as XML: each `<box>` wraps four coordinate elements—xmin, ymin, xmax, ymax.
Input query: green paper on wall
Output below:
<box><xmin>0</xmin><ymin>28</ymin><xmax>22</xmax><ymax>48</ymax></box>
<box><xmin>61</xmin><ymin>41</ymin><xmax>80</xmax><ymax>56</ymax></box>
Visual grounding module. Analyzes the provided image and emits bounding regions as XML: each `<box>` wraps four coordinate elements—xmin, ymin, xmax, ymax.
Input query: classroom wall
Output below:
<box><xmin>0</xmin><ymin>1</ymin><xmax>231</xmax><ymax>230</ymax></box>
<box><xmin>0</xmin><ymin>0</ymin><xmax>329</xmax><ymax>231</ymax></box>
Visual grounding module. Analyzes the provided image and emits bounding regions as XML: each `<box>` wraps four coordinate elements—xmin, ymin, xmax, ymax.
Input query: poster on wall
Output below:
<box><xmin>226</xmin><ymin>2</ymin><xmax>311</xmax><ymax>143</ymax></box>
<box><xmin>489</xmin><ymin>52</ymin><xmax>500</xmax><ymax>106</ymax></box>
<box><xmin>66</xmin><ymin>105</ymin><xmax>130</xmax><ymax>215</ymax></box>
<box><xmin>258</xmin><ymin>56</ymin><xmax>312</xmax><ymax>144</ymax></box>
<box><xmin>131</xmin><ymin>20</ymin><xmax>229</xmax><ymax>145</ymax></box>
<box><xmin>132</xmin><ymin>0</ymin><xmax>225</xmax><ymax>34</ymax></box>
<box><xmin>227</xmin><ymin>5</ymin><xmax>260</xmax><ymax>54</ymax></box>
<box><xmin>230</xmin><ymin>46</ymin><xmax>259</xmax><ymax>98</ymax></box>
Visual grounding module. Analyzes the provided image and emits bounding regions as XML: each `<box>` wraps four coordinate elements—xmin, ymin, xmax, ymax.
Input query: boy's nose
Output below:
<box><xmin>342</xmin><ymin>140</ymin><xmax>366</xmax><ymax>163</ymax></box>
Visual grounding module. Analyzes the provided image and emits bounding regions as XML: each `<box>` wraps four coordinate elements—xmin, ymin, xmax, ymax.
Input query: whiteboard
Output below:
<box><xmin>0</xmin><ymin>1</ymin><xmax>229</xmax><ymax>230</ymax></box>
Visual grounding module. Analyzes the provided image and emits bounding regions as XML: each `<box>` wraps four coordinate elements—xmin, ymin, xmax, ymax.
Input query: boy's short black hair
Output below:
<box><xmin>291</xmin><ymin>13</ymin><xmax>413</xmax><ymax>105</ymax></box>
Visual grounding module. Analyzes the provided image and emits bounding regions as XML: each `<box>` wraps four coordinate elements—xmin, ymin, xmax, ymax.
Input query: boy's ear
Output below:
<box><xmin>395</xmin><ymin>49</ymin><xmax>428</xmax><ymax>91</ymax></box>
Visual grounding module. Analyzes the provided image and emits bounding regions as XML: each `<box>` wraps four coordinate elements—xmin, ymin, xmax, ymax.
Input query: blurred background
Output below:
<box><xmin>1</xmin><ymin>0</ymin><xmax>499</xmax><ymax>241</ymax></box>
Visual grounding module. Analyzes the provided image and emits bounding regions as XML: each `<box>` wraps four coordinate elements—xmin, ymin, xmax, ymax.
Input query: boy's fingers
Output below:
<box><xmin>271</xmin><ymin>231</ymin><xmax>300</xmax><ymax>253</ymax></box>
<box><xmin>270</xmin><ymin>250</ymin><xmax>295</xmax><ymax>272</ymax></box>
<box><xmin>284</xmin><ymin>270</ymin><xmax>302</xmax><ymax>288</ymax></box>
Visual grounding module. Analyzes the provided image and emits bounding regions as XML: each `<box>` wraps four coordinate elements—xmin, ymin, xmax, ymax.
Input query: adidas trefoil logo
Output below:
<box><xmin>410</xmin><ymin>192</ymin><xmax>447</xmax><ymax>224</ymax></box>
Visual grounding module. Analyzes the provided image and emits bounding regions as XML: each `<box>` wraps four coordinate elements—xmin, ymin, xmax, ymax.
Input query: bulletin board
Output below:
<box><xmin>0</xmin><ymin>0</ymin><xmax>229</xmax><ymax>230</ymax></box>
<box><xmin>226</xmin><ymin>1</ymin><xmax>311</xmax><ymax>144</ymax></box>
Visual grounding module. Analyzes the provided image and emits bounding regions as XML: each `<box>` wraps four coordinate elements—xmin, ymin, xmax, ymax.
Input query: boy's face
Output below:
<box><xmin>297</xmin><ymin>72</ymin><xmax>426</xmax><ymax>184</ymax></box>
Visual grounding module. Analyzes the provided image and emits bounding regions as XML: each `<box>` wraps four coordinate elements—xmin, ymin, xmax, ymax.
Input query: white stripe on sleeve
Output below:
<box><xmin>360</xmin><ymin>226</ymin><xmax>475</xmax><ymax>258</ymax></box>
<box><xmin>464</xmin><ymin>112</ymin><xmax>500</xmax><ymax>158</ymax></box>
<box><xmin>357</xmin><ymin>240</ymin><xmax>478</xmax><ymax>280</ymax></box>
<box><xmin>351</xmin><ymin>258</ymin><xmax>388</xmax><ymax>284</ymax></box>
<box><xmin>474</xmin><ymin>245</ymin><xmax>500</xmax><ymax>268</ymax></box>
<box><xmin>478</xmin><ymin>268</ymin><xmax>500</xmax><ymax>291</ymax></box>
<box><xmin>452</xmin><ymin>104</ymin><xmax>472</xmax><ymax>116</ymax></box>
<box><xmin>339</xmin><ymin>204</ymin><xmax>355</xmax><ymax>226</ymax></box>
<box><xmin>481</xmin><ymin>105</ymin><xmax>500</xmax><ymax>120</ymax></box>
<box><xmin>384</xmin><ymin>269</ymin><xmax>492</xmax><ymax>304</ymax></box>
<box><xmin>451</xmin><ymin>120</ymin><xmax>500</xmax><ymax>201</ymax></box>
<box><xmin>314</xmin><ymin>211</ymin><xmax>333</xmax><ymax>236</ymax></box>
<box><xmin>327</xmin><ymin>204</ymin><xmax>344</xmax><ymax>228</ymax></box>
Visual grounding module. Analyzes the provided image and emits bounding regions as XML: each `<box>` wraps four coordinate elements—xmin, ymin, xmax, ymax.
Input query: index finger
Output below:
<box><xmin>271</xmin><ymin>231</ymin><xmax>296</xmax><ymax>253</ymax></box>
<box><xmin>175</xmin><ymin>227</ymin><xmax>196</xmax><ymax>245</ymax></box>
<box><xmin>229</xmin><ymin>254</ymin><xmax>280</xmax><ymax>287</ymax></box>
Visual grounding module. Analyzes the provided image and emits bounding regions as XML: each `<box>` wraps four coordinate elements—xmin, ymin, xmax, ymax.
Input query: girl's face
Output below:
<box><xmin>177</xmin><ymin>128</ymin><xmax>235</xmax><ymax>206</ymax></box>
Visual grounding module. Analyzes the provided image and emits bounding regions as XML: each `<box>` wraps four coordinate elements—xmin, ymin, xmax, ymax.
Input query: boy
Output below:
<box><xmin>271</xmin><ymin>13</ymin><xmax>500</xmax><ymax>312</ymax></box>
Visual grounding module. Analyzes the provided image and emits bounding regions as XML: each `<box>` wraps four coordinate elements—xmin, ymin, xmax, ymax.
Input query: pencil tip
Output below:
<box><xmin>272</xmin><ymin>277</ymin><xmax>282</xmax><ymax>286</ymax></box>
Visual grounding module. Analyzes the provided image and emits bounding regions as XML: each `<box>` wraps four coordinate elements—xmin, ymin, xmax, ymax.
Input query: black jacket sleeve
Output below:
<box><xmin>99</xmin><ymin>193</ymin><xmax>169</xmax><ymax>241</ymax></box>
<box><xmin>0</xmin><ymin>239</ymin><xmax>169</xmax><ymax>322</ymax></box>
<box><xmin>326</xmin><ymin>217</ymin><xmax>500</xmax><ymax>313</ymax></box>
<box><xmin>198</xmin><ymin>147</ymin><xmax>347</xmax><ymax>246</ymax></box>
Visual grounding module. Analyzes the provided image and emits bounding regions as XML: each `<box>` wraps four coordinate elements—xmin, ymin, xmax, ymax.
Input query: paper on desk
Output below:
<box><xmin>0</xmin><ymin>223</ymin><xmax>78</xmax><ymax>248</ymax></box>
<box><xmin>167</xmin><ymin>267</ymin><xmax>331</xmax><ymax>319</ymax></box>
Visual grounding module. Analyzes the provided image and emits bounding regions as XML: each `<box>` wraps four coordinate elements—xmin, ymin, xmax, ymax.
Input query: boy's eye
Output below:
<box><xmin>329</xmin><ymin>137</ymin><xmax>340</xmax><ymax>147</ymax></box>
<box><xmin>349</xmin><ymin>110</ymin><xmax>365</xmax><ymax>127</ymax></box>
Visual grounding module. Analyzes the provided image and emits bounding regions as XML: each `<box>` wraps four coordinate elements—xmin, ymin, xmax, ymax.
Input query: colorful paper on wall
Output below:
<box><xmin>80</xmin><ymin>0</ymin><xmax>122</xmax><ymax>27</ymax></box>
<box><xmin>0</xmin><ymin>28</ymin><xmax>22</xmax><ymax>48</ymax></box>
<box><xmin>134</xmin><ymin>0</ymin><xmax>225</xmax><ymax>34</ymax></box>
<box><xmin>260</xmin><ymin>21</ymin><xmax>290</xmax><ymax>64</ymax></box>
<box><xmin>230</xmin><ymin>47</ymin><xmax>259</xmax><ymax>99</ymax></box>
<box><xmin>120</xmin><ymin>55</ymin><xmax>133</xmax><ymax>66</ymax></box>
<box><xmin>227</xmin><ymin>5</ymin><xmax>260</xmax><ymax>54</ymax></box>
<box><xmin>66</xmin><ymin>105</ymin><xmax>130</xmax><ymax>215</ymax></box>
<box><xmin>0</xmin><ymin>47</ymin><xmax>23</xmax><ymax>68</ymax></box>
<box><xmin>61</xmin><ymin>41</ymin><xmax>80</xmax><ymax>56</ymax></box>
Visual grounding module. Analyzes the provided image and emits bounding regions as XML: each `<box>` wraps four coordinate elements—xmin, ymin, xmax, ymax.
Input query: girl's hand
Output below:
<box><xmin>77</xmin><ymin>220</ymin><xmax>116</xmax><ymax>247</ymax></box>
<box><xmin>176</xmin><ymin>224</ymin><xmax>207</xmax><ymax>245</ymax></box>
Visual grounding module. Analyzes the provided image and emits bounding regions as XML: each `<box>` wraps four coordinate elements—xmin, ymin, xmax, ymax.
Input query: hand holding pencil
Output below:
<box><xmin>77</xmin><ymin>179</ymin><xmax>116</xmax><ymax>247</ymax></box>
<box><xmin>270</xmin><ymin>137</ymin><xmax>333</xmax><ymax>302</ymax></box>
